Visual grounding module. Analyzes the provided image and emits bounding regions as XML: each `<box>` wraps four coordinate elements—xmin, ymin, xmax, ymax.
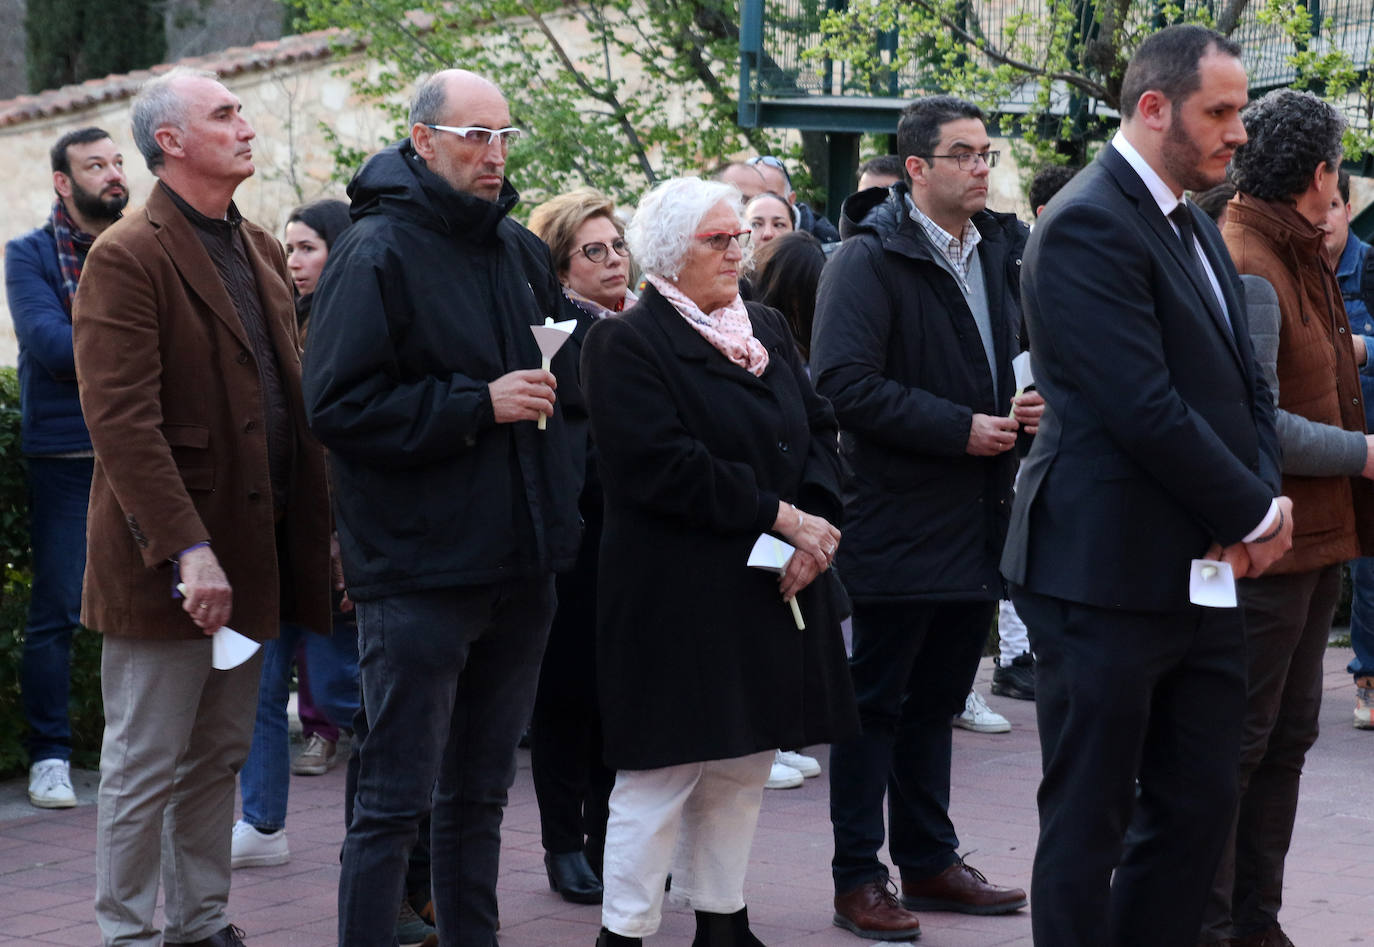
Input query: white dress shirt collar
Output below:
<box><xmin>1111</xmin><ymin>129</ymin><xmax>1183</xmax><ymax>219</ymax></box>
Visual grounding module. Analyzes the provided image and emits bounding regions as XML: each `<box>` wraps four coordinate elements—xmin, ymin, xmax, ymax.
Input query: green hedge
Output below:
<box><xmin>0</xmin><ymin>366</ymin><xmax>104</xmax><ymax>778</ymax></box>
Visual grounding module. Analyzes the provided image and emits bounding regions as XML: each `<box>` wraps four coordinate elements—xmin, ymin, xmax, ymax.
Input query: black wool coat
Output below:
<box><xmin>581</xmin><ymin>286</ymin><xmax>858</xmax><ymax>771</ymax></box>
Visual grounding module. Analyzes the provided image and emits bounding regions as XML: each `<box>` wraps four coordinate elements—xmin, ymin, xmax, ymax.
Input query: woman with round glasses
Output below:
<box><xmin>582</xmin><ymin>177</ymin><xmax>857</xmax><ymax>946</ymax></box>
<box><xmin>524</xmin><ymin>187</ymin><xmax>636</xmax><ymax>907</ymax></box>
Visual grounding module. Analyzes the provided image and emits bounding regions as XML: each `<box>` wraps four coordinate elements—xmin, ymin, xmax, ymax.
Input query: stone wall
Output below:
<box><xmin>0</xmin><ymin>51</ymin><xmax>401</xmax><ymax>365</ymax></box>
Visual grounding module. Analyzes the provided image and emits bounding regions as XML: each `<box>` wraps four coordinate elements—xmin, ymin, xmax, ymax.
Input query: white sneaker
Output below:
<box><xmin>765</xmin><ymin>760</ymin><xmax>804</xmax><ymax>789</ymax></box>
<box><xmin>28</xmin><ymin>759</ymin><xmax>76</xmax><ymax>808</ymax></box>
<box><xmin>776</xmin><ymin>749</ymin><xmax>821</xmax><ymax>778</ymax></box>
<box><xmin>953</xmin><ymin>691</ymin><xmax>1010</xmax><ymax>734</ymax></box>
<box><xmin>231</xmin><ymin>819</ymin><xmax>290</xmax><ymax>868</ymax></box>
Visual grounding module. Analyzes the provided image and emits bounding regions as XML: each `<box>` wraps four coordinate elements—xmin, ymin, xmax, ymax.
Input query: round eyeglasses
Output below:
<box><xmin>578</xmin><ymin>239</ymin><xmax>629</xmax><ymax>263</ymax></box>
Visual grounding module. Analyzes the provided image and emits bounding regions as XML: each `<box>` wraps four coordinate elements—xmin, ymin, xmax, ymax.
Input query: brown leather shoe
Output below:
<box><xmin>1233</xmin><ymin>926</ymin><xmax>1295</xmax><ymax>947</ymax></box>
<box><xmin>900</xmin><ymin>859</ymin><xmax>1027</xmax><ymax>915</ymax></box>
<box><xmin>833</xmin><ymin>879</ymin><xmax>922</xmax><ymax>941</ymax></box>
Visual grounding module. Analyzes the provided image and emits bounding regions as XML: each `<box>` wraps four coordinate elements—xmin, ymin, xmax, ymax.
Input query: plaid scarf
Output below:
<box><xmin>50</xmin><ymin>199</ymin><xmax>96</xmax><ymax>315</ymax></box>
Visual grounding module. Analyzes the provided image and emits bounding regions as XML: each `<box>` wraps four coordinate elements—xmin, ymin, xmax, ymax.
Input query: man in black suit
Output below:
<box><xmin>1001</xmin><ymin>25</ymin><xmax>1294</xmax><ymax>947</ymax></box>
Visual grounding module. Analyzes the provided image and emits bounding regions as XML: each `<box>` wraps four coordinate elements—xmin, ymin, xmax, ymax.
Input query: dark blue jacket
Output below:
<box><xmin>4</xmin><ymin>225</ymin><xmax>92</xmax><ymax>455</ymax></box>
<box><xmin>1339</xmin><ymin>234</ymin><xmax>1374</xmax><ymax>432</ymax></box>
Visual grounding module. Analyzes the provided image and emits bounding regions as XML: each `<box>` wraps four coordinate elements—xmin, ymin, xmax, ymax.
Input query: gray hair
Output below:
<box><xmin>1229</xmin><ymin>89</ymin><xmax>1345</xmax><ymax>202</ymax></box>
<box><xmin>131</xmin><ymin>67</ymin><xmax>218</xmax><ymax>172</ymax></box>
<box><xmin>409</xmin><ymin>73</ymin><xmax>448</xmax><ymax>127</ymax></box>
<box><xmin>627</xmin><ymin>177</ymin><xmax>746</xmax><ymax>279</ymax></box>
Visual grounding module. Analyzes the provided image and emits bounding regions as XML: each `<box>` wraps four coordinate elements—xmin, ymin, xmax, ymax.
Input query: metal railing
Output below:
<box><xmin>739</xmin><ymin>0</ymin><xmax>1372</xmax><ymax>131</ymax></box>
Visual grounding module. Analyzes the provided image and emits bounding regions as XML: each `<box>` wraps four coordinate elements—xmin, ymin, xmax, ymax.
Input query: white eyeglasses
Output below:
<box><xmin>424</xmin><ymin>125</ymin><xmax>524</xmax><ymax>148</ymax></box>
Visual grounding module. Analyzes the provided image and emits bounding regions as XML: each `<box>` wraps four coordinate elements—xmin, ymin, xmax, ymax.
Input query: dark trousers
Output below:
<box><xmin>20</xmin><ymin>455</ymin><xmax>92</xmax><ymax>762</ymax></box>
<box><xmin>1011</xmin><ymin>586</ymin><xmax>1246</xmax><ymax>947</ymax></box>
<box><xmin>530</xmin><ymin>525</ymin><xmax>614</xmax><ymax>872</ymax></box>
<box><xmin>829</xmin><ymin>599</ymin><xmax>991</xmax><ymax>892</ymax></box>
<box><xmin>1201</xmin><ymin>565</ymin><xmax>1338</xmax><ymax>941</ymax></box>
<box><xmin>344</xmin><ymin>694</ymin><xmax>431</xmax><ymax>908</ymax></box>
<box><xmin>338</xmin><ymin>577</ymin><xmax>555</xmax><ymax>947</ymax></box>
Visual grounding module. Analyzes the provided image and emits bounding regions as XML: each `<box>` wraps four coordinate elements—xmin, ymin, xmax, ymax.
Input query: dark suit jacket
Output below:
<box><xmin>73</xmin><ymin>182</ymin><xmax>332</xmax><ymax>641</ymax></box>
<box><xmin>581</xmin><ymin>286</ymin><xmax>857</xmax><ymax>770</ymax></box>
<box><xmin>1000</xmin><ymin>144</ymin><xmax>1280</xmax><ymax>612</ymax></box>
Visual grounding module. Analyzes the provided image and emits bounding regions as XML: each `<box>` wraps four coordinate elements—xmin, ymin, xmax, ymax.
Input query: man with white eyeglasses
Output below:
<box><xmin>302</xmin><ymin>68</ymin><xmax>580</xmax><ymax>947</ymax></box>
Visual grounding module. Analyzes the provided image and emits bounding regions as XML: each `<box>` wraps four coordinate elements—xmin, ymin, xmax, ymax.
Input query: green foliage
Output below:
<box><xmin>811</xmin><ymin>0</ymin><xmax>1372</xmax><ymax>170</ymax></box>
<box><xmin>26</xmin><ymin>0</ymin><xmax>167</xmax><ymax>94</ymax></box>
<box><xmin>0</xmin><ymin>367</ymin><xmax>103</xmax><ymax>778</ymax></box>
<box><xmin>294</xmin><ymin>0</ymin><xmax>790</xmax><ymax>211</ymax></box>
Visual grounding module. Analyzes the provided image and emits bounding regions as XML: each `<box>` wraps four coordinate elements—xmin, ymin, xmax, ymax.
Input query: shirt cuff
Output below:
<box><xmin>1241</xmin><ymin>499</ymin><xmax>1280</xmax><ymax>543</ymax></box>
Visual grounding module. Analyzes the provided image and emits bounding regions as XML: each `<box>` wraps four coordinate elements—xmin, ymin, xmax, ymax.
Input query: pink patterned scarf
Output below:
<box><xmin>647</xmin><ymin>274</ymin><xmax>769</xmax><ymax>377</ymax></box>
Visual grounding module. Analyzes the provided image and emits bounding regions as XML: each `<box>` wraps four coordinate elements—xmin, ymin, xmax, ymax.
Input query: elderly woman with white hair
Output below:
<box><xmin>581</xmin><ymin>177</ymin><xmax>858</xmax><ymax>946</ymax></box>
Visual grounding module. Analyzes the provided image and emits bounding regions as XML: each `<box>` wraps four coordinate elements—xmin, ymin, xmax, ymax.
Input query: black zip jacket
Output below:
<box><xmin>812</xmin><ymin>183</ymin><xmax>1027</xmax><ymax>602</ymax></box>
<box><xmin>302</xmin><ymin>140</ymin><xmax>580</xmax><ymax>599</ymax></box>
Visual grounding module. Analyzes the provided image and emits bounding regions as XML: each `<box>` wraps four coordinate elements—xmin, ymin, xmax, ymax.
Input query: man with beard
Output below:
<box><xmin>4</xmin><ymin>127</ymin><xmax>128</xmax><ymax>809</ymax></box>
<box><xmin>1002</xmin><ymin>25</ymin><xmax>1292</xmax><ymax>946</ymax></box>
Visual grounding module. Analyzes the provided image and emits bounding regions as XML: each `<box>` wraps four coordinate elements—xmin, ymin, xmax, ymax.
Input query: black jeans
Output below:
<box><xmin>1201</xmin><ymin>565</ymin><xmax>1338</xmax><ymax>941</ymax></box>
<box><xmin>829</xmin><ymin>599</ymin><xmax>991</xmax><ymax>892</ymax></box>
<box><xmin>338</xmin><ymin>577</ymin><xmax>555</xmax><ymax>947</ymax></box>
<box><xmin>1012</xmin><ymin>586</ymin><xmax>1246</xmax><ymax>947</ymax></box>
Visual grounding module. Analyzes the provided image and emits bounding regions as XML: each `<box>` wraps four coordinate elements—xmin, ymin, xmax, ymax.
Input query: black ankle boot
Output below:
<box><xmin>595</xmin><ymin>927</ymin><xmax>642</xmax><ymax>946</ymax></box>
<box><xmin>691</xmin><ymin>907</ymin><xmax>766</xmax><ymax>946</ymax></box>
<box><xmin>545</xmin><ymin>850</ymin><xmax>604</xmax><ymax>904</ymax></box>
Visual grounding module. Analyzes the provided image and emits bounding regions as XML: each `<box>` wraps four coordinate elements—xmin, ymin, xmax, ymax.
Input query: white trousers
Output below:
<box><xmin>601</xmin><ymin>750</ymin><xmax>773</xmax><ymax>937</ymax></box>
<box><xmin>998</xmin><ymin>598</ymin><xmax>1031</xmax><ymax>663</ymax></box>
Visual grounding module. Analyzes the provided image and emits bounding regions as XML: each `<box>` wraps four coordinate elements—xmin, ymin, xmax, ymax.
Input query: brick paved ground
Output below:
<box><xmin>0</xmin><ymin>650</ymin><xmax>1370</xmax><ymax>946</ymax></box>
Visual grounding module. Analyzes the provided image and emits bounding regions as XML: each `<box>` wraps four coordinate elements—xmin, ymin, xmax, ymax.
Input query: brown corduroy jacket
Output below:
<box><xmin>72</xmin><ymin>181</ymin><xmax>331</xmax><ymax>642</ymax></box>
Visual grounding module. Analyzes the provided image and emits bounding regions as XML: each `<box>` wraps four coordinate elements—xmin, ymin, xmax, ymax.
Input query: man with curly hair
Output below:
<box><xmin>1201</xmin><ymin>88</ymin><xmax>1374</xmax><ymax>947</ymax></box>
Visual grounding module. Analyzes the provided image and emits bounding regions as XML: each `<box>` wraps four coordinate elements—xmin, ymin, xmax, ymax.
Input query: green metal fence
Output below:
<box><xmin>739</xmin><ymin>0</ymin><xmax>1372</xmax><ymax>134</ymax></box>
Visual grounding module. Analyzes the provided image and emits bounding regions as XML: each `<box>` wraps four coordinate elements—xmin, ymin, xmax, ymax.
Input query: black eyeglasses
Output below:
<box><xmin>578</xmin><ymin>239</ymin><xmax>629</xmax><ymax>263</ymax></box>
<box><xmin>695</xmin><ymin>230</ymin><xmax>752</xmax><ymax>251</ymax></box>
<box><xmin>924</xmin><ymin>150</ymin><xmax>1000</xmax><ymax>171</ymax></box>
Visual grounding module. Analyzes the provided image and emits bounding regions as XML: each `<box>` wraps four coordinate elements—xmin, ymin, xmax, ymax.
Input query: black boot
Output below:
<box><xmin>595</xmin><ymin>928</ymin><xmax>642</xmax><ymax>946</ymax></box>
<box><xmin>545</xmin><ymin>850</ymin><xmax>604</xmax><ymax>904</ymax></box>
<box><xmin>691</xmin><ymin>907</ymin><xmax>766</xmax><ymax>946</ymax></box>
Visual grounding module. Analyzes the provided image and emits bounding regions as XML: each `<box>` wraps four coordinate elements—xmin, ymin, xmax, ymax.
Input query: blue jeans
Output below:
<box><xmin>21</xmin><ymin>455</ymin><xmax>93</xmax><ymax>763</ymax></box>
<box><xmin>1353</xmin><ymin>370</ymin><xmax>1374</xmax><ymax>677</ymax></box>
<box><xmin>338</xmin><ymin>577</ymin><xmax>555</xmax><ymax>947</ymax></box>
<box><xmin>1349</xmin><ymin>556</ymin><xmax>1374</xmax><ymax>677</ymax></box>
<box><xmin>239</xmin><ymin>616</ymin><xmax>359</xmax><ymax>831</ymax></box>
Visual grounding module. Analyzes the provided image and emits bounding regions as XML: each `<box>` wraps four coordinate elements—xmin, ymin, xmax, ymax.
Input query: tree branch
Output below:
<box><xmin>520</xmin><ymin>4</ymin><xmax>659</xmax><ymax>183</ymax></box>
<box><xmin>1215</xmin><ymin>0</ymin><xmax>1252</xmax><ymax>35</ymax></box>
<box><xmin>898</xmin><ymin>0</ymin><xmax>1112</xmax><ymax>103</ymax></box>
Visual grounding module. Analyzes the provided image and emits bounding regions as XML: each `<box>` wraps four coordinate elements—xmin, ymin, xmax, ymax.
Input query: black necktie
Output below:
<box><xmin>1169</xmin><ymin>204</ymin><xmax>1203</xmax><ymax>275</ymax></box>
<box><xmin>1169</xmin><ymin>204</ymin><xmax>1231</xmax><ymax>336</ymax></box>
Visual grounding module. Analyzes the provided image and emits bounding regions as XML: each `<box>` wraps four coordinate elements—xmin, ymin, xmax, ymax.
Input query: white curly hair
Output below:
<box><xmin>626</xmin><ymin>177</ymin><xmax>750</xmax><ymax>280</ymax></box>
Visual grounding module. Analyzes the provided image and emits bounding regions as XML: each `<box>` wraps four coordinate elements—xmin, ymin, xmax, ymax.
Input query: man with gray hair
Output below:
<box><xmin>73</xmin><ymin>67</ymin><xmax>332</xmax><ymax>947</ymax></box>
<box><xmin>301</xmin><ymin>69</ymin><xmax>579</xmax><ymax>945</ymax></box>
<box><xmin>1200</xmin><ymin>89</ymin><xmax>1371</xmax><ymax>947</ymax></box>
